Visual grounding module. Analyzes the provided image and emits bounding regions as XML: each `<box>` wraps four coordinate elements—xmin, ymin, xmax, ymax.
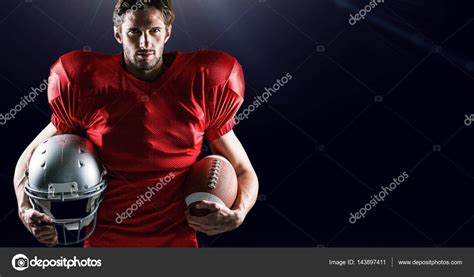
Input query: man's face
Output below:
<box><xmin>114</xmin><ymin>6</ymin><xmax>172</xmax><ymax>72</ymax></box>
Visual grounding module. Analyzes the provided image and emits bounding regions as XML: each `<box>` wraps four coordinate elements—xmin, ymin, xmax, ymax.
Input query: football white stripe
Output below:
<box><xmin>185</xmin><ymin>192</ymin><xmax>225</xmax><ymax>207</ymax></box>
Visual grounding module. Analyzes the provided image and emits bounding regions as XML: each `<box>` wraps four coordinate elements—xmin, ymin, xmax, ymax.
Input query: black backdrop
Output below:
<box><xmin>0</xmin><ymin>0</ymin><xmax>473</xmax><ymax>247</ymax></box>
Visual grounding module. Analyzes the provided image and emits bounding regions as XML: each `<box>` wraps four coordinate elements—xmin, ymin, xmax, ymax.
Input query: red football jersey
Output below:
<box><xmin>47</xmin><ymin>50</ymin><xmax>245</xmax><ymax>247</ymax></box>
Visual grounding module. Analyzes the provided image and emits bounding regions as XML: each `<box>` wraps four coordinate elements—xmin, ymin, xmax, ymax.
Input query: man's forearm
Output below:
<box><xmin>14</xmin><ymin>148</ymin><xmax>34</xmax><ymax>210</ymax></box>
<box><xmin>233</xmin><ymin>170</ymin><xmax>258</xmax><ymax>216</ymax></box>
<box><xmin>207</xmin><ymin>130</ymin><xmax>258</xmax><ymax>218</ymax></box>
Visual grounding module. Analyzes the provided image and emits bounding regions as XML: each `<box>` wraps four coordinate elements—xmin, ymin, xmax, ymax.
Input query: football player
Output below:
<box><xmin>13</xmin><ymin>0</ymin><xmax>258</xmax><ymax>247</ymax></box>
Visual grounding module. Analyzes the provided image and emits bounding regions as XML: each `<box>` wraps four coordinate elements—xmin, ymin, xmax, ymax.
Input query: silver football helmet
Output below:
<box><xmin>25</xmin><ymin>134</ymin><xmax>107</xmax><ymax>245</ymax></box>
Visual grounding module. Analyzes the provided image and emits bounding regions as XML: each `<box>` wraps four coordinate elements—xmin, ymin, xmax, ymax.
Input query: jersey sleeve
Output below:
<box><xmin>204</xmin><ymin>60</ymin><xmax>245</xmax><ymax>142</ymax></box>
<box><xmin>47</xmin><ymin>58</ymin><xmax>84</xmax><ymax>135</ymax></box>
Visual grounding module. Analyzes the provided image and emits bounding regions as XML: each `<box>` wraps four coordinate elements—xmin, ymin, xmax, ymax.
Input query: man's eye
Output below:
<box><xmin>151</xmin><ymin>28</ymin><xmax>160</xmax><ymax>33</ymax></box>
<box><xmin>128</xmin><ymin>30</ymin><xmax>140</xmax><ymax>35</ymax></box>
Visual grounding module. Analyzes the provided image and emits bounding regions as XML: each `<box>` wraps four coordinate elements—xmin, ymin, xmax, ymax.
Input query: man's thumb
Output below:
<box><xmin>31</xmin><ymin>210</ymin><xmax>53</xmax><ymax>223</ymax></box>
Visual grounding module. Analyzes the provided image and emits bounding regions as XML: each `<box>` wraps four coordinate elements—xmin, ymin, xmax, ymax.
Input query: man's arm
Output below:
<box><xmin>209</xmin><ymin>130</ymin><xmax>258</xmax><ymax>216</ymax></box>
<box><xmin>186</xmin><ymin>130</ymin><xmax>259</xmax><ymax>235</ymax></box>
<box><xmin>14</xmin><ymin>122</ymin><xmax>59</xmax><ymax>246</ymax></box>
<box><xmin>14</xmin><ymin>122</ymin><xmax>58</xmax><ymax>210</ymax></box>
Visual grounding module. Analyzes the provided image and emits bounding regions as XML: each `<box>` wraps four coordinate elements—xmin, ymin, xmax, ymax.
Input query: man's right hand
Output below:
<box><xmin>19</xmin><ymin>207</ymin><xmax>58</xmax><ymax>247</ymax></box>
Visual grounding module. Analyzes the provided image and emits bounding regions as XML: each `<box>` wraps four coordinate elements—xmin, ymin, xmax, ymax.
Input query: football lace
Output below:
<box><xmin>207</xmin><ymin>159</ymin><xmax>222</xmax><ymax>189</ymax></box>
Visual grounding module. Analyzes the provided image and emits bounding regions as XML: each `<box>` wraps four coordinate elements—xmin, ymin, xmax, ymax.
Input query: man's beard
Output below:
<box><xmin>134</xmin><ymin>56</ymin><xmax>160</xmax><ymax>71</ymax></box>
<box><xmin>125</xmin><ymin>47</ymin><xmax>162</xmax><ymax>71</ymax></box>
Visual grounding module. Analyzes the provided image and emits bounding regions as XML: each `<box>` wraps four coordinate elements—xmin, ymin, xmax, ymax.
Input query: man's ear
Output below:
<box><xmin>114</xmin><ymin>26</ymin><xmax>123</xmax><ymax>44</ymax></box>
<box><xmin>164</xmin><ymin>25</ymin><xmax>172</xmax><ymax>44</ymax></box>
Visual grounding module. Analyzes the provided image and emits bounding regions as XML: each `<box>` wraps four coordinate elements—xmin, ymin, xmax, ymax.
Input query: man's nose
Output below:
<box><xmin>139</xmin><ymin>32</ymin><xmax>149</xmax><ymax>48</ymax></box>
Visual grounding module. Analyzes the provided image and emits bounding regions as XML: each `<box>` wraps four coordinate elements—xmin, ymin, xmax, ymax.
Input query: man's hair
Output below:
<box><xmin>113</xmin><ymin>0</ymin><xmax>175</xmax><ymax>28</ymax></box>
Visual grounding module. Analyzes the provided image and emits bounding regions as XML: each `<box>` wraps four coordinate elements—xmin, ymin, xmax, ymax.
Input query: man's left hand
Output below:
<box><xmin>185</xmin><ymin>200</ymin><xmax>245</xmax><ymax>236</ymax></box>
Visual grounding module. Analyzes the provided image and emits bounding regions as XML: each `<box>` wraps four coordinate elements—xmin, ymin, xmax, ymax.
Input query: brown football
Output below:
<box><xmin>184</xmin><ymin>155</ymin><xmax>238</xmax><ymax>217</ymax></box>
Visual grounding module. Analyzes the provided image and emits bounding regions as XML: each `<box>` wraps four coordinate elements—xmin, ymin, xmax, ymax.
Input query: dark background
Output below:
<box><xmin>0</xmin><ymin>0</ymin><xmax>473</xmax><ymax>247</ymax></box>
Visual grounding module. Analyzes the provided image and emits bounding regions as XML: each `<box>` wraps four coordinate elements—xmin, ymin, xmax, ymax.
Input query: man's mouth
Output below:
<box><xmin>136</xmin><ymin>51</ymin><xmax>155</xmax><ymax>58</ymax></box>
